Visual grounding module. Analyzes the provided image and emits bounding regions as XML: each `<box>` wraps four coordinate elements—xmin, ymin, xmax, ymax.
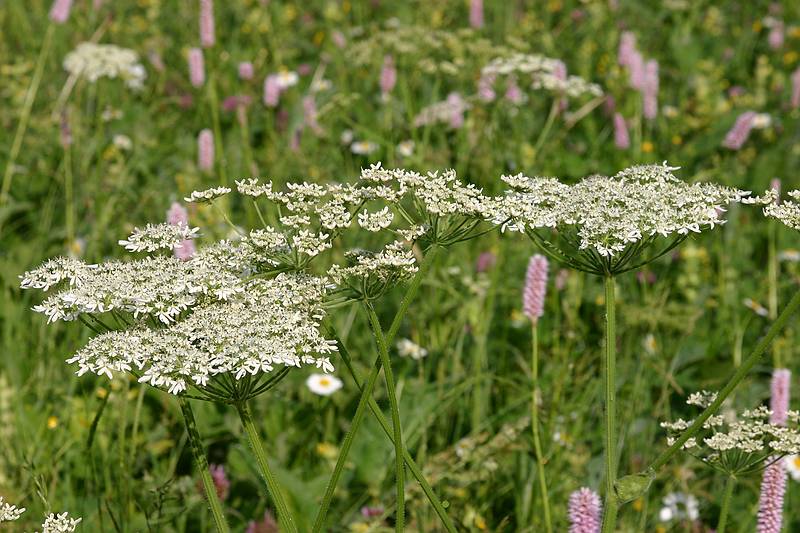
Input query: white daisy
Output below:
<box><xmin>396</xmin><ymin>140</ymin><xmax>414</xmax><ymax>158</ymax></box>
<box><xmin>350</xmin><ymin>141</ymin><xmax>378</xmax><ymax>155</ymax></box>
<box><xmin>306</xmin><ymin>373</ymin><xmax>343</xmax><ymax>396</ymax></box>
<box><xmin>784</xmin><ymin>455</ymin><xmax>800</xmax><ymax>481</ymax></box>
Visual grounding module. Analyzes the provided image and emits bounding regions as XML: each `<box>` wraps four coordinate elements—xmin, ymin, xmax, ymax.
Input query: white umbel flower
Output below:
<box><xmin>118</xmin><ymin>223</ymin><xmax>200</xmax><ymax>253</ymax></box>
<box><xmin>306</xmin><ymin>373</ymin><xmax>343</xmax><ymax>396</ymax></box>
<box><xmin>0</xmin><ymin>497</ymin><xmax>24</xmax><ymax>523</ymax></box>
<box><xmin>396</xmin><ymin>338</ymin><xmax>428</xmax><ymax>360</ymax></box>
<box><xmin>63</xmin><ymin>42</ymin><xmax>146</xmax><ymax>89</ymax></box>
<box><xmin>498</xmin><ymin>162</ymin><xmax>749</xmax><ymax>269</ymax></box>
<box><xmin>185</xmin><ymin>186</ymin><xmax>232</xmax><ymax>203</ymax></box>
<box><xmin>40</xmin><ymin>512</ymin><xmax>82</xmax><ymax>533</ymax></box>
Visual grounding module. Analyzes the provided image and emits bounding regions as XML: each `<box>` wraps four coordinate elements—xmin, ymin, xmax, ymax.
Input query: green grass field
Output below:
<box><xmin>2</xmin><ymin>1</ymin><xmax>800</xmax><ymax>531</ymax></box>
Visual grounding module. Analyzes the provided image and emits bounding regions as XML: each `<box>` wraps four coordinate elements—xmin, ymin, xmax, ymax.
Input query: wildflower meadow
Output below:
<box><xmin>3</xmin><ymin>1</ymin><xmax>800</xmax><ymax>532</ymax></box>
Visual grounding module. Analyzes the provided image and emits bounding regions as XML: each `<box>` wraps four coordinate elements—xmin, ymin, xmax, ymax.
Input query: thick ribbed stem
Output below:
<box><xmin>531</xmin><ymin>323</ymin><xmax>552</xmax><ymax>533</ymax></box>
<box><xmin>717</xmin><ymin>476</ymin><xmax>736</xmax><ymax>533</ymax></box>
<box><xmin>312</xmin><ymin>247</ymin><xmax>440</xmax><ymax>531</ymax></box>
<box><xmin>601</xmin><ymin>275</ymin><xmax>619</xmax><ymax>532</ymax></box>
<box><xmin>178</xmin><ymin>397</ymin><xmax>230</xmax><ymax>533</ymax></box>
<box><xmin>236</xmin><ymin>401</ymin><xmax>296</xmax><ymax>533</ymax></box>
<box><xmin>366</xmin><ymin>303</ymin><xmax>405</xmax><ymax>532</ymax></box>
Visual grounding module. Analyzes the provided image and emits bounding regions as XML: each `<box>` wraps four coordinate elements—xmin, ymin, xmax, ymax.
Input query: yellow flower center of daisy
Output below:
<box><xmin>319</xmin><ymin>378</ymin><xmax>331</xmax><ymax>387</ymax></box>
<box><xmin>793</xmin><ymin>457</ymin><xmax>800</xmax><ymax>468</ymax></box>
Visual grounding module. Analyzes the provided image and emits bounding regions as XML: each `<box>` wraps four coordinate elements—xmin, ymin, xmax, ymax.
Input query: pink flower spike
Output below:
<box><xmin>477</xmin><ymin>72</ymin><xmax>496</xmax><ymax>102</ymax></box>
<box><xmin>188</xmin><ymin>48</ymin><xmax>205</xmax><ymax>88</ymax></box>
<box><xmin>166</xmin><ymin>202</ymin><xmax>195</xmax><ymax>261</ymax></box>
<box><xmin>197</xmin><ymin>129</ymin><xmax>214</xmax><ymax>172</ymax></box>
<box><xmin>523</xmin><ymin>254</ymin><xmax>548</xmax><ymax>322</ymax></box>
<box><xmin>643</xmin><ymin>60</ymin><xmax>659</xmax><ymax>120</ymax></box>
<box><xmin>238</xmin><ymin>62</ymin><xmax>254</xmax><ymax>80</ymax></box>
<box><xmin>380</xmin><ymin>55</ymin><xmax>397</xmax><ymax>100</ymax></box>
<box><xmin>770</xmin><ymin>369</ymin><xmax>791</xmax><ymax>426</ymax></box>
<box><xmin>446</xmin><ymin>92</ymin><xmax>466</xmax><ymax>129</ymax></box>
<box><xmin>790</xmin><ymin>67</ymin><xmax>800</xmax><ymax>109</ymax></box>
<box><xmin>199</xmin><ymin>0</ymin><xmax>215</xmax><ymax>48</ymax></box>
<box><xmin>613</xmin><ymin>113</ymin><xmax>630</xmax><ymax>149</ymax></box>
<box><xmin>768</xmin><ymin>21</ymin><xmax>784</xmax><ymax>50</ymax></box>
<box><xmin>49</xmin><ymin>0</ymin><xmax>72</xmax><ymax>24</ymax></box>
<box><xmin>568</xmin><ymin>487</ymin><xmax>602</xmax><ymax>533</ymax></box>
<box><xmin>756</xmin><ymin>459</ymin><xmax>787</xmax><ymax>533</ymax></box>
<box><xmin>209</xmin><ymin>464</ymin><xmax>229</xmax><ymax>500</ymax></box>
<box><xmin>469</xmin><ymin>0</ymin><xmax>484</xmax><ymax>29</ymax></box>
<box><xmin>618</xmin><ymin>32</ymin><xmax>637</xmax><ymax>68</ymax></box>
<box><xmin>263</xmin><ymin>75</ymin><xmax>281</xmax><ymax>107</ymax></box>
<box><xmin>722</xmin><ymin>110</ymin><xmax>757</xmax><ymax>150</ymax></box>
<box><xmin>628</xmin><ymin>51</ymin><xmax>645</xmax><ymax>90</ymax></box>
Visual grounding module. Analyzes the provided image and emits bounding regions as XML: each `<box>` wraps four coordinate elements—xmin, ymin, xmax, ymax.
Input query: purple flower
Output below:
<box><xmin>791</xmin><ymin>67</ymin><xmax>800</xmax><ymax>109</ymax></box>
<box><xmin>755</xmin><ymin>368</ymin><xmax>791</xmax><ymax>532</ymax></box>
<box><xmin>643</xmin><ymin>60</ymin><xmax>659</xmax><ymax>120</ymax></box>
<box><xmin>613</xmin><ymin>113</ymin><xmax>630</xmax><ymax>149</ymax></box>
<box><xmin>770</xmin><ymin>369</ymin><xmax>791</xmax><ymax>426</ymax></box>
<box><xmin>238</xmin><ymin>62</ymin><xmax>254</xmax><ymax>80</ymax></box>
<box><xmin>197</xmin><ymin>129</ymin><xmax>214</xmax><ymax>171</ymax></box>
<box><xmin>469</xmin><ymin>0</ymin><xmax>483</xmax><ymax>29</ymax></box>
<box><xmin>447</xmin><ymin>93</ymin><xmax>466</xmax><ymax>129</ymax></box>
<box><xmin>722</xmin><ymin>111</ymin><xmax>757</xmax><ymax>150</ymax></box>
<box><xmin>523</xmin><ymin>255</ymin><xmax>548</xmax><ymax>322</ymax></box>
<box><xmin>568</xmin><ymin>487</ymin><xmax>602</xmax><ymax>533</ymax></box>
<box><xmin>199</xmin><ymin>0</ymin><xmax>215</xmax><ymax>48</ymax></box>
<box><xmin>475</xmin><ymin>251</ymin><xmax>496</xmax><ymax>273</ymax></box>
<box><xmin>188</xmin><ymin>48</ymin><xmax>205</xmax><ymax>88</ymax></box>
<box><xmin>380</xmin><ymin>55</ymin><xmax>397</xmax><ymax>100</ymax></box>
<box><xmin>246</xmin><ymin>511</ymin><xmax>278</xmax><ymax>533</ymax></box>
<box><xmin>618</xmin><ymin>32</ymin><xmax>637</xmax><ymax>68</ymax></box>
<box><xmin>209</xmin><ymin>464</ymin><xmax>229</xmax><ymax>500</ymax></box>
<box><xmin>757</xmin><ymin>461</ymin><xmax>787</xmax><ymax>533</ymax></box>
<box><xmin>553</xmin><ymin>60</ymin><xmax>568</xmax><ymax>111</ymax></box>
<box><xmin>768</xmin><ymin>20</ymin><xmax>784</xmax><ymax>50</ymax></box>
<box><xmin>49</xmin><ymin>0</ymin><xmax>72</xmax><ymax>24</ymax></box>
<box><xmin>360</xmin><ymin>506</ymin><xmax>385</xmax><ymax>518</ymax></box>
<box><xmin>477</xmin><ymin>72</ymin><xmax>496</xmax><ymax>102</ymax></box>
<box><xmin>222</xmin><ymin>94</ymin><xmax>253</xmax><ymax>112</ymax></box>
<box><xmin>263</xmin><ymin>75</ymin><xmax>281</xmax><ymax>107</ymax></box>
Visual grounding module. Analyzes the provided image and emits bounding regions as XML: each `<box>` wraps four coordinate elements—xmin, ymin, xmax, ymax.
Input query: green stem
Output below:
<box><xmin>645</xmin><ymin>287</ymin><xmax>800</xmax><ymax>473</ymax></box>
<box><xmin>177</xmin><ymin>397</ymin><xmax>231</xmax><ymax>533</ymax></box>
<box><xmin>530</xmin><ymin>99</ymin><xmax>560</xmax><ymax>166</ymax></box>
<box><xmin>312</xmin><ymin>246</ymin><xmax>441</xmax><ymax>531</ymax></box>
<box><xmin>366</xmin><ymin>303</ymin><xmax>405</xmax><ymax>532</ymax></box>
<box><xmin>716</xmin><ymin>476</ymin><xmax>736</xmax><ymax>533</ymax></box>
<box><xmin>530</xmin><ymin>323</ymin><xmax>552</xmax><ymax>533</ymax></box>
<box><xmin>236</xmin><ymin>401</ymin><xmax>296</xmax><ymax>533</ymax></box>
<box><xmin>1</xmin><ymin>23</ymin><xmax>55</xmax><ymax>207</ymax></box>
<box><xmin>311</xmin><ymin>355</ymin><xmax>382</xmax><ymax>533</ymax></box>
<box><xmin>601</xmin><ymin>275</ymin><xmax>619</xmax><ymax>533</ymax></box>
<box><xmin>334</xmin><ymin>329</ymin><xmax>457</xmax><ymax>532</ymax></box>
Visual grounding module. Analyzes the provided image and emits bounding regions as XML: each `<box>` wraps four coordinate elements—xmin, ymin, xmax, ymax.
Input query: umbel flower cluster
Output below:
<box><xmin>63</xmin><ymin>42</ymin><xmax>147</xmax><ymax>89</ymax></box>
<box><xmin>661</xmin><ymin>391</ymin><xmax>800</xmax><ymax>476</ymax></box>
<box><xmin>481</xmin><ymin>53</ymin><xmax>603</xmax><ymax>99</ymax></box>
<box><xmin>0</xmin><ymin>497</ymin><xmax>81</xmax><ymax>533</ymax></box>
<box><xmin>764</xmin><ymin>190</ymin><xmax>800</xmax><ymax>231</ymax></box>
<box><xmin>23</xmin><ymin>165</ymin><xmax>501</xmax><ymax>396</ymax></box>
<box><xmin>21</xmin><ymin>227</ymin><xmax>337</xmax><ymax>397</ymax></box>
<box><xmin>496</xmin><ymin>162</ymin><xmax>749</xmax><ymax>274</ymax></box>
